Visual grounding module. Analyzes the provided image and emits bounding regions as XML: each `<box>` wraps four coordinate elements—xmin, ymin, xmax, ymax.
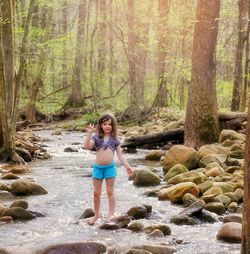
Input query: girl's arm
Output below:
<box><xmin>116</xmin><ymin>145</ymin><xmax>134</xmax><ymax>176</ymax></box>
<box><xmin>84</xmin><ymin>124</ymin><xmax>95</xmax><ymax>150</ymax></box>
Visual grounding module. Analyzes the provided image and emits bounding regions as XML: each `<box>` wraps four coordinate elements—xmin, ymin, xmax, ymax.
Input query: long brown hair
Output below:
<box><xmin>96</xmin><ymin>113</ymin><xmax>118</xmax><ymax>138</ymax></box>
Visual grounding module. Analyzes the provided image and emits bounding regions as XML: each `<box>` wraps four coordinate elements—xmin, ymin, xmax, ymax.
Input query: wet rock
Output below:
<box><xmin>127</xmin><ymin>206</ymin><xmax>148</xmax><ymax>219</ymax></box>
<box><xmin>133</xmin><ymin>244</ymin><xmax>177</xmax><ymax>254</ymax></box>
<box><xmin>143</xmin><ymin>224</ymin><xmax>171</xmax><ymax>235</ymax></box>
<box><xmin>128</xmin><ymin>221</ymin><xmax>144</xmax><ymax>232</ymax></box>
<box><xmin>143</xmin><ymin>189</ymin><xmax>159</xmax><ymax>197</ymax></box>
<box><xmin>0</xmin><ymin>216</ymin><xmax>13</xmax><ymax>223</ymax></box>
<box><xmin>145</xmin><ymin>150</ymin><xmax>165</xmax><ymax>161</ymax></box>
<box><xmin>217</xmin><ymin>222</ymin><xmax>242</xmax><ymax>243</ymax></box>
<box><xmin>0</xmin><ymin>182</ymin><xmax>10</xmax><ymax>192</ymax></box>
<box><xmin>1</xmin><ymin>173</ymin><xmax>19</xmax><ymax>180</ymax></box>
<box><xmin>142</xmin><ymin>204</ymin><xmax>152</xmax><ymax>214</ymax></box>
<box><xmin>10</xmin><ymin>200</ymin><xmax>28</xmax><ymax>209</ymax></box>
<box><xmin>162</xmin><ymin>145</ymin><xmax>199</xmax><ymax>173</ymax></box>
<box><xmin>148</xmin><ymin>229</ymin><xmax>164</xmax><ymax>238</ymax></box>
<box><xmin>79</xmin><ymin>208</ymin><xmax>95</xmax><ymax>219</ymax></box>
<box><xmin>64</xmin><ymin>147</ymin><xmax>78</xmax><ymax>152</ymax></box>
<box><xmin>170</xmin><ymin>215</ymin><xmax>197</xmax><ymax>225</ymax></box>
<box><xmin>2</xmin><ymin>165</ymin><xmax>29</xmax><ymax>174</ymax></box>
<box><xmin>227</xmin><ymin>202</ymin><xmax>239</xmax><ymax>213</ymax></box>
<box><xmin>158</xmin><ymin>182</ymin><xmax>199</xmax><ymax>203</ymax></box>
<box><xmin>51</xmin><ymin>130</ymin><xmax>62</xmax><ymax>135</ymax></box>
<box><xmin>133</xmin><ymin>169</ymin><xmax>161</xmax><ymax>187</ymax></box>
<box><xmin>28</xmin><ymin>210</ymin><xmax>45</xmax><ymax>217</ymax></box>
<box><xmin>11</xmin><ymin>180</ymin><xmax>48</xmax><ymax>195</ymax></box>
<box><xmin>3</xmin><ymin>207</ymin><xmax>35</xmax><ymax>220</ymax></box>
<box><xmin>223</xmin><ymin>214</ymin><xmax>242</xmax><ymax>224</ymax></box>
<box><xmin>39</xmin><ymin>241</ymin><xmax>107</xmax><ymax>254</ymax></box>
<box><xmin>100</xmin><ymin>214</ymin><xmax>131</xmax><ymax>230</ymax></box>
<box><xmin>126</xmin><ymin>249</ymin><xmax>152</xmax><ymax>254</ymax></box>
<box><xmin>0</xmin><ymin>249</ymin><xmax>10</xmax><ymax>254</ymax></box>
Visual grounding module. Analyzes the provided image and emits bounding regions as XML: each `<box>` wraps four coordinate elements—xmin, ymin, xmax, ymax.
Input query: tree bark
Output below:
<box><xmin>241</xmin><ymin>98</ymin><xmax>250</xmax><ymax>254</ymax></box>
<box><xmin>184</xmin><ymin>0</ymin><xmax>221</xmax><ymax>149</ymax></box>
<box><xmin>231</xmin><ymin>0</ymin><xmax>248</xmax><ymax>111</ymax></box>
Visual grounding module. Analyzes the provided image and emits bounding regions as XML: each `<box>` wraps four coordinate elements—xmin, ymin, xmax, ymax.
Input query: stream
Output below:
<box><xmin>0</xmin><ymin>130</ymin><xmax>241</xmax><ymax>254</ymax></box>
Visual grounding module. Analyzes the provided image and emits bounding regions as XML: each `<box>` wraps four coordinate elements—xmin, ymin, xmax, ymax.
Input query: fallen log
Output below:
<box><xmin>121</xmin><ymin>127</ymin><xmax>184</xmax><ymax>148</ymax></box>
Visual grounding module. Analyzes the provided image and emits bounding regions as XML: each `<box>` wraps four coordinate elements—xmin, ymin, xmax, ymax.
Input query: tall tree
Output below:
<box><xmin>64</xmin><ymin>0</ymin><xmax>86</xmax><ymax>108</ymax></box>
<box><xmin>231</xmin><ymin>0</ymin><xmax>248</xmax><ymax>111</ymax></box>
<box><xmin>242</xmin><ymin>97</ymin><xmax>250</xmax><ymax>254</ymax></box>
<box><xmin>184</xmin><ymin>0</ymin><xmax>220</xmax><ymax>148</ymax></box>
<box><xmin>0</xmin><ymin>0</ymin><xmax>23</xmax><ymax>162</ymax></box>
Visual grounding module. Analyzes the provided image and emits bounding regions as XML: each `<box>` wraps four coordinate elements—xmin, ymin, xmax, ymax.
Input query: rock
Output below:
<box><xmin>148</xmin><ymin>229</ymin><xmax>164</xmax><ymax>238</ymax></box>
<box><xmin>10</xmin><ymin>200</ymin><xmax>28</xmax><ymax>209</ymax></box>
<box><xmin>64</xmin><ymin>147</ymin><xmax>78</xmax><ymax>153</ymax></box>
<box><xmin>51</xmin><ymin>130</ymin><xmax>62</xmax><ymax>135</ymax></box>
<box><xmin>3</xmin><ymin>207</ymin><xmax>35</xmax><ymax>220</ymax></box>
<box><xmin>199</xmin><ymin>154</ymin><xmax>227</xmax><ymax>168</ymax></box>
<box><xmin>164</xmin><ymin>164</ymin><xmax>189</xmax><ymax>181</ymax></box>
<box><xmin>203</xmin><ymin>186</ymin><xmax>223</xmax><ymax>196</ymax></box>
<box><xmin>0</xmin><ymin>205</ymin><xmax>6</xmax><ymax>216</ymax></box>
<box><xmin>128</xmin><ymin>221</ymin><xmax>144</xmax><ymax>232</ymax></box>
<box><xmin>145</xmin><ymin>150</ymin><xmax>165</xmax><ymax>161</ymax></box>
<box><xmin>1</xmin><ymin>173</ymin><xmax>19</xmax><ymax>180</ymax></box>
<box><xmin>162</xmin><ymin>145</ymin><xmax>199</xmax><ymax>173</ymax></box>
<box><xmin>11</xmin><ymin>180</ymin><xmax>48</xmax><ymax>195</ymax></box>
<box><xmin>198</xmin><ymin>144</ymin><xmax>230</xmax><ymax>158</ymax></box>
<box><xmin>0</xmin><ymin>182</ymin><xmax>10</xmax><ymax>192</ymax></box>
<box><xmin>213</xmin><ymin>182</ymin><xmax>235</xmax><ymax>193</ymax></box>
<box><xmin>126</xmin><ymin>249</ymin><xmax>152</xmax><ymax>254</ymax></box>
<box><xmin>133</xmin><ymin>244</ymin><xmax>177</xmax><ymax>254</ymax></box>
<box><xmin>215</xmin><ymin>195</ymin><xmax>231</xmax><ymax>205</ymax></box>
<box><xmin>39</xmin><ymin>241</ymin><xmax>107</xmax><ymax>254</ymax></box>
<box><xmin>100</xmin><ymin>214</ymin><xmax>131</xmax><ymax>230</ymax></box>
<box><xmin>204</xmin><ymin>202</ymin><xmax>225</xmax><ymax>215</ymax></box>
<box><xmin>227</xmin><ymin>202</ymin><xmax>239</xmax><ymax>213</ymax></box>
<box><xmin>2</xmin><ymin>165</ymin><xmax>29</xmax><ymax>174</ymax></box>
<box><xmin>197</xmin><ymin>180</ymin><xmax>213</xmax><ymax>194</ymax></box>
<box><xmin>127</xmin><ymin>206</ymin><xmax>148</xmax><ymax>219</ymax></box>
<box><xmin>167</xmin><ymin>171</ymin><xmax>207</xmax><ymax>185</ymax></box>
<box><xmin>219</xmin><ymin>129</ymin><xmax>245</xmax><ymax>143</ymax></box>
<box><xmin>143</xmin><ymin>224</ymin><xmax>171</xmax><ymax>235</ymax></box>
<box><xmin>223</xmin><ymin>214</ymin><xmax>242</xmax><ymax>224</ymax></box>
<box><xmin>133</xmin><ymin>169</ymin><xmax>161</xmax><ymax>187</ymax></box>
<box><xmin>158</xmin><ymin>182</ymin><xmax>199</xmax><ymax>203</ymax></box>
<box><xmin>79</xmin><ymin>208</ymin><xmax>94</xmax><ymax>219</ymax></box>
<box><xmin>0</xmin><ymin>249</ymin><xmax>10</xmax><ymax>254</ymax></box>
<box><xmin>217</xmin><ymin>222</ymin><xmax>242</xmax><ymax>243</ymax></box>
<box><xmin>182</xmin><ymin>193</ymin><xmax>199</xmax><ymax>207</ymax></box>
<box><xmin>170</xmin><ymin>214</ymin><xmax>197</xmax><ymax>225</ymax></box>
<box><xmin>0</xmin><ymin>216</ymin><xmax>13</xmax><ymax>223</ymax></box>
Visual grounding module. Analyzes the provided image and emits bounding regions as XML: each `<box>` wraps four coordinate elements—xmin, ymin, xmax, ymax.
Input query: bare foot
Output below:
<box><xmin>108</xmin><ymin>215</ymin><xmax>116</xmax><ymax>222</ymax></box>
<box><xmin>87</xmin><ymin>215</ymin><xmax>100</xmax><ymax>225</ymax></box>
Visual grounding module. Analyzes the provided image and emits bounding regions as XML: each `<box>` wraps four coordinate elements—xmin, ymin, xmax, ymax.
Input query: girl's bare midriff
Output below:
<box><xmin>95</xmin><ymin>148</ymin><xmax>114</xmax><ymax>165</ymax></box>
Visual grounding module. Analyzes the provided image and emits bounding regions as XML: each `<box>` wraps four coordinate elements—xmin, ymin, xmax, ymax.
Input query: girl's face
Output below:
<box><xmin>101</xmin><ymin>119</ymin><xmax>112</xmax><ymax>135</ymax></box>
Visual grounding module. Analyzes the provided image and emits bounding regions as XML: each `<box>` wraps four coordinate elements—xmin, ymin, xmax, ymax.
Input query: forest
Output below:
<box><xmin>1</xmin><ymin>0</ymin><xmax>250</xmax><ymax>253</ymax></box>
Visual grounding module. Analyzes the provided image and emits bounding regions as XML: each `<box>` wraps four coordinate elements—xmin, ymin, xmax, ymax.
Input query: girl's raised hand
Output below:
<box><xmin>86</xmin><ymin>123</ymin><xmax>95</xmax><ymax>134</ymax></box>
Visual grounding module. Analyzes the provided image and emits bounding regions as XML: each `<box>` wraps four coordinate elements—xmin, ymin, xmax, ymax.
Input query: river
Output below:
<box><xmin>0</xmin><ymin>130</ymin><xmax>241</xmax><ymax>254</ymax></box>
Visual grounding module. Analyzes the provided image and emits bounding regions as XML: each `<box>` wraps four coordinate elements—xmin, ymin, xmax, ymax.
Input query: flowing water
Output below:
<box><xmin>0</xmin><ymin>130</ymin><xmax>241</xmax><ymax>254</ymax></box>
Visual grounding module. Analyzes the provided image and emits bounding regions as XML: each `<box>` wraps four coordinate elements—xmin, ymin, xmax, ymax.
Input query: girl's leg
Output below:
<box><xmin>88</xmin><ymin>178</ymin><xmax>103</xmax><ymax>225</ymax></box>
<box><xmin>105</xmin><ymin>177</ymin><xmax>116</xmax><ymax>220</ymax></box>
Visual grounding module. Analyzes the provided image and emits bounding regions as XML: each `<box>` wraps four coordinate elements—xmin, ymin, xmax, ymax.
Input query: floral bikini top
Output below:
<box><xmin>91</xmin><ymin>134</ymin><xmax>120</xmax><ymax>153</ymax></box>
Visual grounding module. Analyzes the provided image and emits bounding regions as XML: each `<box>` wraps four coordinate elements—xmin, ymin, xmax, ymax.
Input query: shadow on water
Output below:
<box><xmin>0</xmin><ymin>130</ymin><xmax>241</xmax><ymax>254</ymax></box>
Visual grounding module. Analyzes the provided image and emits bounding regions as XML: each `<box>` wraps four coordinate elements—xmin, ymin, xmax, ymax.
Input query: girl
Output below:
<box><xmin>84</xmin><ymin>113</ymin><xmax>134</xmax><ymax>225</ymax></box>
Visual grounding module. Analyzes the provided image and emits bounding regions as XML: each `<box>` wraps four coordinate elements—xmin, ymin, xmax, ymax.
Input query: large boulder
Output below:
<box><xmin>39</xmin><ymin>241</ymin><xmax>107</xmax><ymax>254</ymax></box>
<box><xmin>217</xmin><ymin>222</ymin><xmax>242</xmax><ymax>243</ymax></box>
<box><xmin>161</xmin><ymin>145</ymin><xmax>199</xmax><ymax>173</ymax></box>
<box><xmin>10</xmin><ymin>180</ymin><xmax>48</xmax><ymax>195</ymax></box>
<box><xmin>158</xmin><ymin>182</ymin><xmax>200</xmax><ymax>203</ymax></box>
<box><xmin>164</xmin><ymin>164</ymin><xmax>189</xmax><ymax>181</ymax></box>
<box><xmin>133</xmin><ymin>169</ymin><xmax>161</xmax><ymax>187</ymax></box>
<box><xmin>219</xmin><ymin>129</ymin><xmax>245</xmax><ymax>143</ymax></box>
<box><xmin>2</xmin><ymin>207</ymin><xmax>35</xmax><ymax>220</ymax></box>
<box><xmin>167</xmin><ymin>171</ymin><xmax>207</xmax><ymax>185</ymax></box>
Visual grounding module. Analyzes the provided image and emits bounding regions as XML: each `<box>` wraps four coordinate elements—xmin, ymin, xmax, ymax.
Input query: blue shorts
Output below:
<box><xmin>92</xmin><ymin>163</ymin><xmax>117</xmax><ymax>179</ymax></box>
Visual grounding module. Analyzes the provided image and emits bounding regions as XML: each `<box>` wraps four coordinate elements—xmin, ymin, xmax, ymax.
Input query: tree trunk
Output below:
<box><xmin>127</xmin><ymin>0</ymin><xmax>139</xmax><ymax>117</ymax></box>
<box><xmin>241</xmin><ymin>98</ymin><xmax>250</xmax><ymax>254</ymax></box>
<box><xmin>153</xmin><ymin>0</ymin><xmax>170</xmax><ymax>108</ymax></box>
<box><xmin>231</xmin><ymin>0</ymin><xmax>248</xmax><ymax>111</ymax></box>
<box><xmin>240</xmin><ymin>1</ymin><xmax>250</xmax><ymax>111</ymax></box>
<box><xmin>184</xmin><ymin>0</ymin><xmax>221</xmax><ymax>149</ymax></box>
<box><xmin>70</xmin><ymin>0</ymin><xmax>86</xmax><ymax>107</ymax></box>
<box><xmin>0</xmin><ymin>0</ymin><xmax>23</xmax><ymax>162</ymax></box>
<box><xmin>98</xmin><ymin>0</ymin><xmax>107</xmax><ymax>89</ymax></box>
<box><xmin>108</xmin><ymin>0</ymin><xmax>114</xmax><ymax>97</ymax></box>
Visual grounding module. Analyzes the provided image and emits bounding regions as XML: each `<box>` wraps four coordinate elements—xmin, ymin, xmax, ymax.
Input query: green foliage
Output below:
<box><xmin>217</xmin><ymin>80</ymin><xmax>233</xmax><ymax>110</ymax></box>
